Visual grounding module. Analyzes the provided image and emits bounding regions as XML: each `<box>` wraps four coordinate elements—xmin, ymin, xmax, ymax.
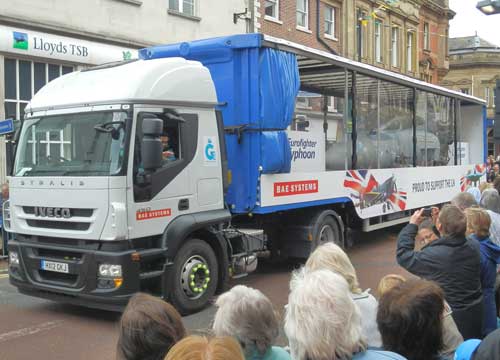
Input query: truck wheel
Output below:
<box><xmin>312</xmin><ymin>214</ymin><xmax>342</xmax><ymax>251</ymax></box>
<box><xmin>169</xmin><ymin>239</ymin><xmax>218</xmax><ymax>315</ymax></box>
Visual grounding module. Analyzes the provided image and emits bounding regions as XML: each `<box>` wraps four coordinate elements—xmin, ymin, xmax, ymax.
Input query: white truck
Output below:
<box><xmin>5</xmin><ymin>34</ymin><xmax>486</xmax><ymax>314</ymax></box>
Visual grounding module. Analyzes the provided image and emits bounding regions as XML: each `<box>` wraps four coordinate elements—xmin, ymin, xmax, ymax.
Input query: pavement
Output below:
<box><xmin>0</xmin><ymin>259</ymin><xmax>7</xmax><ymax>273</ymax></box>
<box><xmin>0</xmin><ymin>226</ymin><xmax>408</xmax><ymax>360</ymax></box>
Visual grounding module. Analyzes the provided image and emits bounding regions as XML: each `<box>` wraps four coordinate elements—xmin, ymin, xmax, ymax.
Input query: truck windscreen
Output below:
<box><xmin>14</xmin><ymin>111</ymin><xmax>128</xmax><ymax>177</ymax></box>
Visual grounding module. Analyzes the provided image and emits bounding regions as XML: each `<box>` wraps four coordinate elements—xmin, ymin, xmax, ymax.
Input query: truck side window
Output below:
<box><xmin>133</xmin><ymin>111</ymin><xmax>198</xmax><ymax>203</ymax></box>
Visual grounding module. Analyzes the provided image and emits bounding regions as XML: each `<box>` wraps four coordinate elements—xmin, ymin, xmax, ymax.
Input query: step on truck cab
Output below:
<box><xmin>5</xmin><ymin>34</ymin><xmax>486</xmax><ymax>313</ymax></box>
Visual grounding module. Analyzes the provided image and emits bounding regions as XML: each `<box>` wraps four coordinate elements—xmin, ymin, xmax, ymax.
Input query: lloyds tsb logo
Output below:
<box><xmin>13</xmin><ymin>32</ymin><xmax>28</xmax><ymax>50</ymax></box>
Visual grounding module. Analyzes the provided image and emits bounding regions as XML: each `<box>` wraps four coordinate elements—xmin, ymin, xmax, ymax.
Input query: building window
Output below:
<box><xmin>296</xmin><ymin>0</ymin><xmax>309</xmax><ymax>29</ymax></box>
<box><xmin>4</xmin><ymin>58</ymin><xmax>73</xmax><ymax>121</ymax></box>
<box><xmin>424</xmin><ymin>22</ymin><xmax>430</xmax><ymax>50</ymax></box>
<box><xmin>391</xmin><ymin>26</ymin><xmax>399</xmax><ymax>67</ymax></box>
<box><xmin>324</xmin><ymin>5</ymin><xmax>335</xmax><ymax>38</ymax></box>
<box><xmin>356</xmin><ymin>9</ymin><xmax>367</xmax><ymax>60</ymax></box>
<box><xmin>265</xmin><ymin>0</ymin><xmax>279</xmax><ymax>19</ymax></box>
<box><xmin>485</xmin><ymin>87</ymin><xmax>491</xmax><ymax>106</ymax></box>
<box><xmin>168</xmin><ymin>0</ymin><xmax>195</xmax><ymax>16</ymax></box>
<box><xmin>375</xmin><ymin>20</ymin><xmax>382</xmax><ymax>63</ymax></box>
<box><xmin>460</xmin><ymin>88</ymin><xmax>469</xmax><ymax>95</ymax></box>
<box><xmin>406</xmin><ymin>31</ymin><xmax>414</xmax><ymax>72</ymax></box>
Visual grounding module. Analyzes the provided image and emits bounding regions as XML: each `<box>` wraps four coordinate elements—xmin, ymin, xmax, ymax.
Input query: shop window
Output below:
<box><xmin>3</xmin><ymin>58</ymin><xmax>74</xmax><ymax>121</ymax></box>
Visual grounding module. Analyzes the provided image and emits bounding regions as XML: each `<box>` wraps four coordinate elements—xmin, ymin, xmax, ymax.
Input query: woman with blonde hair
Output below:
<box><xmin>284</xmin><ymin>269</ymin><xmax>405</xmax><ymax>360</ymax></box>
<box><xmin>164</xmin><ymin>336</ymin><xmax>244</xmax><ymax>360</ymax></box>
<box><xmin>466</xmin><ymin>207</ymin><xmax>500</xmax><ymax>336</ymax></box>
<box><xmin>305</xmin><ymin>242</ymin><xmax>381</xmax><ymax>347</ymax></box>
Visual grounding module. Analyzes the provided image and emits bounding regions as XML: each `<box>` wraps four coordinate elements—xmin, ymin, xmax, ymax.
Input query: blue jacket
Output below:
<box><xmin>469</xmin><ymin>234</ymin><xmax>500</xmax><ymax>336</ymax></box>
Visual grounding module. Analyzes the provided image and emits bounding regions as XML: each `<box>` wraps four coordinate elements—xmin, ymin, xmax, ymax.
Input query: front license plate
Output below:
<box><xmin>41</xmin><ymin>260</ymin><xmax>69</xmax><ymax>273</ymax></box>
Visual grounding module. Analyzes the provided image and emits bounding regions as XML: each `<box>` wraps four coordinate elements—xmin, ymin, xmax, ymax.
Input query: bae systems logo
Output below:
<box><xmin>13</xmin><ymin>32</ymin><xmax>28</xmax><ymax>50</ymax></box>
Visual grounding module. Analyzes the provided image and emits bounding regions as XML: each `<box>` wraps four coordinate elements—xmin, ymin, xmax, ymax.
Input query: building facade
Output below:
<box><xmin>258</xmin><ymin>0</ymin><xmax>453</xmax><ymax>83</ymax></box>
<box><xmin>0</xmin><ymin>0</ymin><xmax>248</xmax><ymax>182</ymax></box>
<box><xmin>441</xmin><ymin>35</ymin><xmax>500</xmax><ymax>156</ymax></box>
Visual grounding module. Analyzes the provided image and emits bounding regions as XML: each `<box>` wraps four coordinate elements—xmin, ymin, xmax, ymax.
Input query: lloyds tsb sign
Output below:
<box><xmin>33</xmin><ymin>36</ymin><xmax>89</xmax><ymax>57</ymax></box>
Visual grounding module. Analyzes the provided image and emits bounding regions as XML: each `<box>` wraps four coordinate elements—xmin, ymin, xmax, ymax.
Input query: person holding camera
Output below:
<box><xmin>396</xmin><ymin>205</ymin><xmax>483</xmax><ymax>340</ymax></box>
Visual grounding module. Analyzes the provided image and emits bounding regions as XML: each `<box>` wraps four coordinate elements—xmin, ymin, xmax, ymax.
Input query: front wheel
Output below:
<box><xmin>312</xmin><ymin>214</ymin><xmax>342</xmax><ymax>251</ymax></box>
<box><xmin>169</xmin><ymin>239</ymin><xmax>218</xmax><ymax>315</ymax></box>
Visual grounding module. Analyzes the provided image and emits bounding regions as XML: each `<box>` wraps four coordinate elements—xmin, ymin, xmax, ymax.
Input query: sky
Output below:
<box><xmin>449</xmin><ymin>0</ymin><xmax>500</xmax><ymax>46</ymax></box>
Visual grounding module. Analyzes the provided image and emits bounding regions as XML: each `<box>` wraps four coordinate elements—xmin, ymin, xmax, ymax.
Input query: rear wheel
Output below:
<box><xmin>311</xmin><ymin>213</ymin><xmax>342</xmax><ymax>251</ymax></box>
<box><xmin>169</xmin><ymin>239</ymin><xmax>218</xmax><ymax>315</ymax></box>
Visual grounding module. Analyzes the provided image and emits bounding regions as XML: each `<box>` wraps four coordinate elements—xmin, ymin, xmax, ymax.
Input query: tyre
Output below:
<box><xmin>311</xmin><ymin>214</ymin><xmax>342</xmax><ymax>251</ymax></box>
<box><xmin>169</xmin><ymin>239</ymin><xmax>218</xmax><ymax>315</ymax></box>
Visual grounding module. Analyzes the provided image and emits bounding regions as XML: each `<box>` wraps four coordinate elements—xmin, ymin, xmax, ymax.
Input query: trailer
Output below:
<box><xmin>5</xmin><ymin>34</ymin><xmax>486</xmax><ymax>314</ymax></box>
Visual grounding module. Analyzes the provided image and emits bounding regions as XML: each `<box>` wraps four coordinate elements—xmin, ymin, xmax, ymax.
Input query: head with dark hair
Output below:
<box><xmin>450</xmin><ymin>192</ymin><xmax>477</xmax><ymax>211</ymax></box>
<box><xmin>377</xmin><ymin>279</ymin><xmax>444</xmax><ymax>360</ymax></box>
<box><xmin>493</xmin><ymin>176</ymin><xmax>500</xmax><ymax>194</ymax></box>
<box><xmin>117</xmin><ymin>293</ymin><xmax>186</xmax><ymax>360</ymax></box>
<box><xmin>437</xmin><ymin>204</ymin><xmax>467</xmax><ymax>237</ymax></box>
<box><xmin>417</xmin><ymin>219</ymin><xmax>439</xmax><ymax>246</ymax></box>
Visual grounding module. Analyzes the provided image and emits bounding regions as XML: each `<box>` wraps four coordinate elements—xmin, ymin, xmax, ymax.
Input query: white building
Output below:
<box><xmin>0</xmin><ymin>0</ymin><xmax>251</xmax><ymax>182</ymax></box>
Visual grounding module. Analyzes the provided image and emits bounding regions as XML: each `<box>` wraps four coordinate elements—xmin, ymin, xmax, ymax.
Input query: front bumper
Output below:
<box><xmin>8</xmin><ymin>235</ymin><xmax>168</xmax><ymax>311</ymax></box>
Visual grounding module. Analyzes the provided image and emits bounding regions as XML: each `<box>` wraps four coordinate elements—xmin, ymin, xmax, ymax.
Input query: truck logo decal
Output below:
<box><xmin>274</xmin><ymin>180</ymin><xmax>319</xmax><ymax>197</ymax></box>
<box><xmin>203</xmin><ymin>136</ymin><xmax>217</xmax><ymax>166</ymax></box>
<box><xmin>136</xmin><ymin>208</ymin><xmax>172</xmax><ymax>221</ymax></box>
<box><xmin>34</xmin><ymin>207</ymin><xmax>71</xmax><ymax>218</ymax></box>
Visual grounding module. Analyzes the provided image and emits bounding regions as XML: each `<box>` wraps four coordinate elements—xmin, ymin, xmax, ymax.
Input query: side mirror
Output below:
<box><xmin>142</xmin><ymin>118</ymin><xmax>163</xmax><ymax>171</ymax></box>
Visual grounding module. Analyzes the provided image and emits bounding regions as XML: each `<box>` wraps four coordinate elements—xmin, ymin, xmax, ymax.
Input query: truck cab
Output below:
<box><xmin>6</xmin><ymin>57</ymin><xmax>239</xmax><ymax>314</ymax></box>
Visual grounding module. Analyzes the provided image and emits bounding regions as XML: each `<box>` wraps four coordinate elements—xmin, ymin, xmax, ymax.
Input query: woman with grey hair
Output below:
<box><xmin>284</xmin><ymin>269</ymin><xmax>406</xmax><ymax>360</ymax></box>
<box><xmin>480</xmin><ymin>188</ymin><xmax>500</xmax><ymax>246</ymax></box>
<box><xmin>212</xmin><ymin>285</ymin><xmax>291</xmax><ymax>360</ymax></box>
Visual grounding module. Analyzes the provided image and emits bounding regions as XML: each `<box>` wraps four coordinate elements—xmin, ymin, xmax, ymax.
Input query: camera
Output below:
<box><xmin>422</xmin><ymin>207</ymin><xmax>432</xmax><ymax>217</ymax></box>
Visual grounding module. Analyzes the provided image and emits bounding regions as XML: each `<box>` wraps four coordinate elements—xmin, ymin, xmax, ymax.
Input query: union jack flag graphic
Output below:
<box><xmin>460</xmin><ymin>176</ymin><xmax>470</xmax><ymax>192</ymax></box>
<box><xmin>344</xmin><ymin>170</ymin><xmax>407</xmax><ymax>212</ymax></box>
<box><xmin>344</xmin><ymin>170</ymin><xmax>378</xmax><ymax>196</ymax></box>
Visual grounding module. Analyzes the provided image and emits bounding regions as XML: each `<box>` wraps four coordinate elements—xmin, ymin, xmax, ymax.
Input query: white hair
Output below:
<box><xmin>284</xmin><ymin>269</ymin><xmax>366</xmax><ymax>360</ymax></box>
<box><xmin>212</xmin><ymin>285</ymin><xmax>279</xmax><ymax>356</ymax></box>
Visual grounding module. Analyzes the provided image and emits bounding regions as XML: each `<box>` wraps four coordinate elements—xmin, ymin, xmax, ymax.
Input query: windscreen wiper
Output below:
<box><xmin>94</xmin><ymin>121</ymin><xmax>124</xmax><ymax>140</ymax></box>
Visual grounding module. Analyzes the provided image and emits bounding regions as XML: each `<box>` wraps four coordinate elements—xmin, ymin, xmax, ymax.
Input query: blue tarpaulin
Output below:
<box><xmin>140</xmin><ymin>34</ymin><xmax>300</xmax><ymax>213</ymax></box>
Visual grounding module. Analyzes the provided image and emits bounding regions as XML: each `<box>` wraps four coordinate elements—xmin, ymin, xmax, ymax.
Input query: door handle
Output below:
<box><xmin>178</xmin><ymin>198</ymin><xmax>189</xmax><ymax>211</ymax></box>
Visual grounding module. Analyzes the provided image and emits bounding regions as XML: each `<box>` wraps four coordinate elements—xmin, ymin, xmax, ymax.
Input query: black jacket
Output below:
<box><xmin>474</xmin><ymin>328</ymin><xmax>500</xmax><ymax>360</ymax></box>
<box><xmin>397</xmin><ymin>224</ymin><xmax>482</xmax><ymax>311</ymax></box>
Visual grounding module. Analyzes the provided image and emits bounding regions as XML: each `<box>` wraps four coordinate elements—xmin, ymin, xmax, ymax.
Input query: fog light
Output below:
<box><xmin>97</xmin><ymin>277</ymin><xmax>123</xmax><ymax>289</ymax></box>
<box><xmin>9</xmin><ymin>251</ymin><xmax>19</xmax><ymax>266</ymax></box>
<box><xmin>98</xmin><ymin>264</ymin><xmax>122</xmax><ymax>277</ymax></box>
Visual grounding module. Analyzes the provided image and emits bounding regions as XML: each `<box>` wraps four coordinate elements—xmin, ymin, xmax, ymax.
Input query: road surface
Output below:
<box><xmin>0</xmin><ymin>227</ymin><xmax>410</xmax><ymax>360</ymax></box>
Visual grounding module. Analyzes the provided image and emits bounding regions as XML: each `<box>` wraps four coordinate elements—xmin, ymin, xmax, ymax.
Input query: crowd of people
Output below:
<box><xmin>115</xmin><ymin>173</ymin><xmax>500</xmax><ymax>360</ymax></box>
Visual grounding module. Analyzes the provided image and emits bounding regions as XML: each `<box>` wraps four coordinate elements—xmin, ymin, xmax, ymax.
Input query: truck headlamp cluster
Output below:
<box><xmin>97</xmin><ymin>264</ymin><xmax>123</xmax><ymax>289</ymax></box>
<box><xmin>9</xmin><ymin>251</ymin><xmax>19</xmax><ymax>266</ymax></box>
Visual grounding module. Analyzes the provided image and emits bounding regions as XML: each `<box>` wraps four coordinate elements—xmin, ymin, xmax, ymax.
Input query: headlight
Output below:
<box><xmin>98</xmin><ymin>264</ymin><xmax>122</xmax><ymax>277</ymax></box>
<box><xmin>9</xmin><ymin>251</ymin><xmax>19</xmax><ymax>265</ymax></box>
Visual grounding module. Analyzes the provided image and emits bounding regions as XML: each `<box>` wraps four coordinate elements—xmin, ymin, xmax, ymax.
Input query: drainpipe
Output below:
<box><xmin>316</xmin><ymin>0</ymin><xmax>339</xmax><ymax>55</ymax></box>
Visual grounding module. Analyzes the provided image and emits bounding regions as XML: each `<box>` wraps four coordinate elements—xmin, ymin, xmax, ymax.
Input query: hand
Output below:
<box><xmin>431</xmin><ymin>207</ymin><xmax>440</xmax><ymax>225</ymax></box>
<box><xmin>410</xmin><ymin>208</ymin><xmax>425</xmax><ymax>226</ymax></box>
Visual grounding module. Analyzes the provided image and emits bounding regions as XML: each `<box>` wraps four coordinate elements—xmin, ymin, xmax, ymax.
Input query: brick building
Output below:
<box><xmin>257</xmin><ymin>0</ymin><xmax>454</xmax><ymax>84</ymax></box>
<box><xmin>441</xmin><ymin>35</ymin><xmax>500</xmax><ymax>156</ymax></box>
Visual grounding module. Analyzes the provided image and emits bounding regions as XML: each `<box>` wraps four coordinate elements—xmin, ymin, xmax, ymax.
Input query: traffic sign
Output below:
<box><xmin>0</xmin><ymin>118</ymin><xmax>14</xmax><ymax>135</ymax></box>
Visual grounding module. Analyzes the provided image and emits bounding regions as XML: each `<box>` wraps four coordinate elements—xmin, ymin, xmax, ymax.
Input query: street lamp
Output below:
<box><xmin>476</xmin><ymin>0</ymin><xmax>500</xmax><ymax>15</ymax></box>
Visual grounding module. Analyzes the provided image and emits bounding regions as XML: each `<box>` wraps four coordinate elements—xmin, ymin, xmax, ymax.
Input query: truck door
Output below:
<box><xmin>127</xmin><ymin>107</ymin><xmax>197</xmax><ymax>239</ymax></box>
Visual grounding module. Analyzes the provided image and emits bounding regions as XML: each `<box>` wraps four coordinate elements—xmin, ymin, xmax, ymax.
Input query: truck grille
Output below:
<box><xmin>26</xmin><ymin>220</ymin><xmax>90</xmax><ymax>231</ymax></box>
<box><xmin>38</xmin><ymin>270</ymin><xmax>78</xmax><ymax>286</ymax></box>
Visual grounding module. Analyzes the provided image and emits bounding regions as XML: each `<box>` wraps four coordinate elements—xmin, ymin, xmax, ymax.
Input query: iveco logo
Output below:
<box><xmin>34</xmin><ymin>207</ymin><xmax>71</xmax><ymax>218</ymax></box>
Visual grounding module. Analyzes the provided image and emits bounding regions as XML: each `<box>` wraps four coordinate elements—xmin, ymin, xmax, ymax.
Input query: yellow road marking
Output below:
<box><xmin>0</xmin><ymin>274</ymin><xmax>9</xmax><ymax>279</ymax></box>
